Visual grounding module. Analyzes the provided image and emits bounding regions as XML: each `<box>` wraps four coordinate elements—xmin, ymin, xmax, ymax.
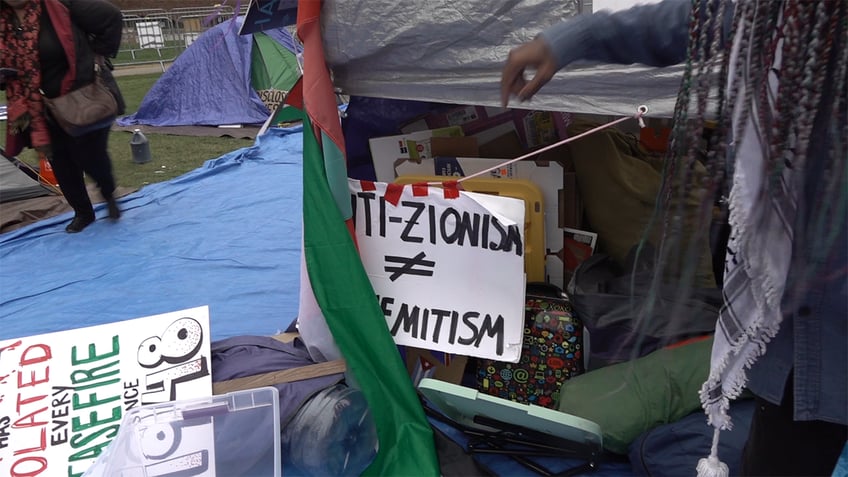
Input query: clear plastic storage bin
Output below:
<box><xmin>84</xmin><ymin>387</ymin><xmax>281</xmax><ymax>477</ymax></box>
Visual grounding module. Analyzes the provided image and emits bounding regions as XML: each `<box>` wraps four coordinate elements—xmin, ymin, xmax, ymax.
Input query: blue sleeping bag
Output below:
<box><xmin>629</xmin><ymin>399</ymin><xmax>755</xmax><ymax>476</ymax></box>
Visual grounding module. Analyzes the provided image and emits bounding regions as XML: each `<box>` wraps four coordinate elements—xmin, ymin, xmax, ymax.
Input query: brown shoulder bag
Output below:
<box><xmin>42</xmin><ymin>62</ymin><xmax>118</xmax><ymax>137</ymax></box>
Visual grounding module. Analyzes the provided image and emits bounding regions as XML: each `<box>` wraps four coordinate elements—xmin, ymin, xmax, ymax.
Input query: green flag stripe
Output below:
<box><xmin>301</xmin><ymin>117</ymin><xmax>440</xmax><ymax>477</ymax></box>
<box><xmin>321</xmin><ymin>131</ymin><xmax>354</xmax><ymax>221</ymax></box>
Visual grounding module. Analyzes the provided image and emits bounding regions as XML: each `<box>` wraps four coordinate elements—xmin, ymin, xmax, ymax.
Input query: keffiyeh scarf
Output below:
<box><xmin>696</xmin><ymin>5</ymin><xmax>799</xmax><ymax>475</ymax></box>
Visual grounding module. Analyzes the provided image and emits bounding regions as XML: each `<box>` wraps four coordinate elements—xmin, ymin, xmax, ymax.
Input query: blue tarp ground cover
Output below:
<box><xmin>0</xmin><ymin>127</ymin><xmax>303</xmax><ymax>341</ymax></box>
<box><xmin>117</xmin><ymin>18</ymin><xmax>298</xmax><ymax>127</ymax></box>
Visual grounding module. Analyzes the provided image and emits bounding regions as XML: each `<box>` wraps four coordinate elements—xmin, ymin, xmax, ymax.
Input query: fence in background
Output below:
<box><xmin>116</xmin><ymin>4</ymin><xmax>250</xmax><ymax>71</ymax></box>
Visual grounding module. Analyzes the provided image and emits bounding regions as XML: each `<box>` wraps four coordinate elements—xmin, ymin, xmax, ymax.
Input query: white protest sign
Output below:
<box><xmin>350</xmin><ymin>179</ymin><xmax>526</xmax><ymax>362</ymax></box>
<box><xmin>0</xmin><ymin>306</ymin><xmax>213</xmax><ymax>477</ymax></box>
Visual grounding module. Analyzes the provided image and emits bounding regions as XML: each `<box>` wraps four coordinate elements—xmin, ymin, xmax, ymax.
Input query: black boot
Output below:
<box><xmin>106</xmin><ymin>198</ymin><xmax>121</xmax><ymax>220</ymax></box>
<box><xmin>65</xmin><ymin>213</ymin><xmax>95</xmax><ymax>233</ymax></box>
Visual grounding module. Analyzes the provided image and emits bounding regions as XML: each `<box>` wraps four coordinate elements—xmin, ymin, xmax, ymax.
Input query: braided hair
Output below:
<box><xmin>647</xmin><ymin>0</ymin><xmax>848</xmax><ymax>308</ymax></box>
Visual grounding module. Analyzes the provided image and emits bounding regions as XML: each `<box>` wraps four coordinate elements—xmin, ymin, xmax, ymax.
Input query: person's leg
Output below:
<box><xmin>742</xmin><ymin>377</ymin><xmax>848</xmax><ymax>476</ymax></box>
<box><xmin>47</xmin><ymin>123</ymin><xmax>95</xmax><ymax>232</ymax></box>
<box><xmin>77</xmin><ymin>127</ymin><xmax>120</xmax><ymax>219</ymax></box>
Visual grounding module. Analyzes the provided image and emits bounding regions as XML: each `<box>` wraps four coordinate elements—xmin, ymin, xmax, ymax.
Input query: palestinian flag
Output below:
<box><xmin>287</xmin><ymin>1</ymin><xmax>439</xmax><ymax>475</ymax></box>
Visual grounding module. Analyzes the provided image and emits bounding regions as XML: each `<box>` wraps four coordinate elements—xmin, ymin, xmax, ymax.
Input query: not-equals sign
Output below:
<box><xmin>384</xmin><ymin>252</ymin><xmax>435</xmax><ymax>281</ymax></box>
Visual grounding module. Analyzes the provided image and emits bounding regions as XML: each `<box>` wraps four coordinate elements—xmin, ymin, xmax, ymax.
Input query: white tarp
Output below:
<box><xmin>321</xmin><ymin>0</ymin><xmax>687</xmax><ymax>118</ymax></box>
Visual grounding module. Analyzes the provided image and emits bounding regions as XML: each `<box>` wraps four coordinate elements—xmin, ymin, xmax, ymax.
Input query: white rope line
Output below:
<box><xmin>420</xmin><ymin>105</ymin><xmax>649</xmax><ymax>186</ymax></box>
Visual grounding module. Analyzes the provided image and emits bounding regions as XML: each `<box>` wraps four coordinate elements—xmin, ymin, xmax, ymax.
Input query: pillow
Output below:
<box><xmin>556</xmin><ymin>336</ymin><xmax>713</xmax><ymax>454</ymax></box>
<box><xmin>565</xmin><ymin>119</ymin><xmax>717</xmax><ymax>289</ymax></box>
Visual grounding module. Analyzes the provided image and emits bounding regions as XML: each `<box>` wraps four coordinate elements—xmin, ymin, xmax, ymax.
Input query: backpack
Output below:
<box><xmin>475</xmin><ymin>283</ymin><xmax>584</xmax><ymax>408</ymax></box>
<box><xmin>568</xmin><ymin>249</ymin><xmax>721</xmax><ymax>369</ymax></box>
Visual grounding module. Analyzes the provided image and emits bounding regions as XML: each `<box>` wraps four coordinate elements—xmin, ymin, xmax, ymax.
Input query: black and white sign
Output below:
<box><xmin>350</xmin><ymin>179</ymin><xmax>526</xmax><ymax>362</ymax></box>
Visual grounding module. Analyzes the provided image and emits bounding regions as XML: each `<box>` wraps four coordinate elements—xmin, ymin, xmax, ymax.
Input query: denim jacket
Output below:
<box><xmin>540</xmin><ymin>0</ymin><xmax>847</xmax><ymax>426</ymax></box>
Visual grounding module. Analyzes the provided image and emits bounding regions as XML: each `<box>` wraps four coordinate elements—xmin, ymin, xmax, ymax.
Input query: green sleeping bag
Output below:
<box><xmin>557</xmin><ymin>336</ymin><xmax>713</xmax><ymax>454</ymax></box>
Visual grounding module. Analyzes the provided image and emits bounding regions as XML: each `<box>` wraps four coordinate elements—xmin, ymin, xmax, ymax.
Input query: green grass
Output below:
<box><xmin>114</xmin><ymin>42</ymin><xmax>185</xmax><ymax>66</ymax></box>
<box><xmin>3</xmin><ymin>71</ymin><xmax>253</xmax><ymax>190</ymax></box>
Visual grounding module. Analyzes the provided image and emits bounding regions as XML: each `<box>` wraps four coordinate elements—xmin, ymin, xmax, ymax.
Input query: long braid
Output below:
<box><xmin>725</xmin><ymin>2</ymin><xmax>755</xmax><ymax>161</ymax></box>
<box><xmin>625</xmin><ymin>0</ymin><xmax>707</xmax><ymax>359</ymax></box>
<box><xmin>672</xmin><ymin>0</ymin><xmax>731</xmax><ymax>314</ymax></box>
<box><xmin>747</xmin><ymin>1</ymin><xmax>779</xmax><ymax>175</ymax></box>
<box><xmin>699</xmin><ymin>0</ymin><xmax>736</xmax><ymax>198</ymax></box>
<box><xmin>766</xmin><ymin>0</ymin><xmax>808</xmax><ymax>188</ymax></box>
<box><xmin>647</xmin><ymin>0</ymin><xmax>847</xmax><ymax>344</ymax></box>
<box><xmin>770</xmin><ymin>0</ymin><xmax>845</xmax><ymax>293</ymax></box>
<box><xmin>661</xmin><ymin>0</ymin><xmax>703</xmax><ymax>204</ymax></box>
<box><xmin>787</xmin><ymin>1</ymin><xmax>831</xmax><ymax>174</ymax></box>
<box><xmin>658</xmin><ymin>0</ymin><xmax>847</xmax><ymax>266</ymax></box>
<box><xmin>636</xmin><ymin>0</ymin><xmax>703</xmax><ymax>307</ymax></box>
<box><xmin>802</xmin><ymin>0</ymin><xmax>848</xmax><ymax>281</ymax></box>
<box><xmin>655</xmin><ymin>0</ymin><xmax>732</xmax><ymax>269</ymax></box>
<box><xmin>762</xmin><ymin>0</ymin><xmax>798</xmax><ymax>194</ymax></box>
<box><xmin>756</xmin><ymin>0</ymin><xmax>784</xmax><ymax>177</ymax></box>
<box><xmin>634</xmin><ymin>0</ymin><xmax>735</xmax><ymax>348</ymax></box>
<box><xmin>652</xmin><ymin>2</ymin><xmax>848</xmax><ymax>471</ymax></box>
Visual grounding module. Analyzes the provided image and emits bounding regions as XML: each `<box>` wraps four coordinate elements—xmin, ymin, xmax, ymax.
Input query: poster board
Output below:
<box><xmin>367</xmin><ymin>126</ymin><xmax>464</xmax><ymax>183</ymax></box>
<box><xmin>0</xmin><ymin>306</ymin><xmax>213</xmax><ymax>477</ymax></box>
<box><xmin>350</xmin><ymin>179</ymin><xmax>526</xmax><ymax>362</ymax></box>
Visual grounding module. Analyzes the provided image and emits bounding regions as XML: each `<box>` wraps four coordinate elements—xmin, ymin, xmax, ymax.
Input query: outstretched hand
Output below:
<box><xmin>500</xmin><ymin>37</ymin><xmax>558</xmax><ymax>107</ymax></box>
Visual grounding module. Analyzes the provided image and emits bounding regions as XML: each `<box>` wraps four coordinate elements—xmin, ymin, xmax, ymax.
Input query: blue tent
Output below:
<box><xmin>118</xmin><ymin>17</ymin><xmax>299</xmax><ymax>127</ymax></box>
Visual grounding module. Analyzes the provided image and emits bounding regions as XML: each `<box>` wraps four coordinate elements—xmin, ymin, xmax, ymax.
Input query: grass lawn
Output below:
<box><xmin>2</xmin><ymin>71</ymin><xmax>254</xmax><ymax>190</ymax></box>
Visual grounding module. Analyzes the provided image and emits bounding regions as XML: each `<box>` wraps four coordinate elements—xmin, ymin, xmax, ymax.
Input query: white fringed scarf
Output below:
<box><xmin>696</xmin><ymin>5</ymin><xmax>800</xmax><ymax>476</ymax></box>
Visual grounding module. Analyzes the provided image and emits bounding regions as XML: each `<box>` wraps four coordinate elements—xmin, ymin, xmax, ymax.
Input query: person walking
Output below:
<box><xmin>501</xmin><ymin>1</ymin><xmax>847</xmax><ymax>475</ymax></box>
<box><xmin>1</xmin><ymin>0</ymin><xmax>125</xmax><ymax>233</ymax></box>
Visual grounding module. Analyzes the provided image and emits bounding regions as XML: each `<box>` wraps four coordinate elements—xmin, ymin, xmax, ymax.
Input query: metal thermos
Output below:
<box><xmin>130</xmin><ymin>129</ymin><xmax>152</xmax><ymax>164</ymax></box>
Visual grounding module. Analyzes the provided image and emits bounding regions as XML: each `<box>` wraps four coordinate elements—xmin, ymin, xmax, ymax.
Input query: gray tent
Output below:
<box><xmin>239</xmin><ymin>0</ymin><xmax>696</xmax><ymax>117</ymax></box>
<box><xmin>321</xmin><ymin>0</ymin><xmax>693</xmax><ymax>118</ymax></box>
<box><xmin>0</xmin><ymin>153</ymin><xmax>52</xmax><ymax>203</ymax></box>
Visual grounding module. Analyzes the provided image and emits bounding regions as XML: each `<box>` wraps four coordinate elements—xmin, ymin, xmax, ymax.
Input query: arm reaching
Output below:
<box><xmin>501</xmin><ymin>0</ymin><xmax>715</xmax><ymax>107</ymax></box>
<box><xmin>500</xmin><ymin>37</ymin><xmax>559</xmax><ymax>107</ymax></box>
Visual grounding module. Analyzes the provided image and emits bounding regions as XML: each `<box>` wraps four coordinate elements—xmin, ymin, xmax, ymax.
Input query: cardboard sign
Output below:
<box><xmin>414</xmin><ymin>105</ymin><xmax>571</xmax><ymax>155</ymax></box>
<box><xmin>0</xmin><ymin>307</ymin><xmax>213</xmax><ymax>477</ymax></box>
<box><xmin>350</xmin><ymin>179</ymin><xmax>526</xmax><ymax>362</ymax></box>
